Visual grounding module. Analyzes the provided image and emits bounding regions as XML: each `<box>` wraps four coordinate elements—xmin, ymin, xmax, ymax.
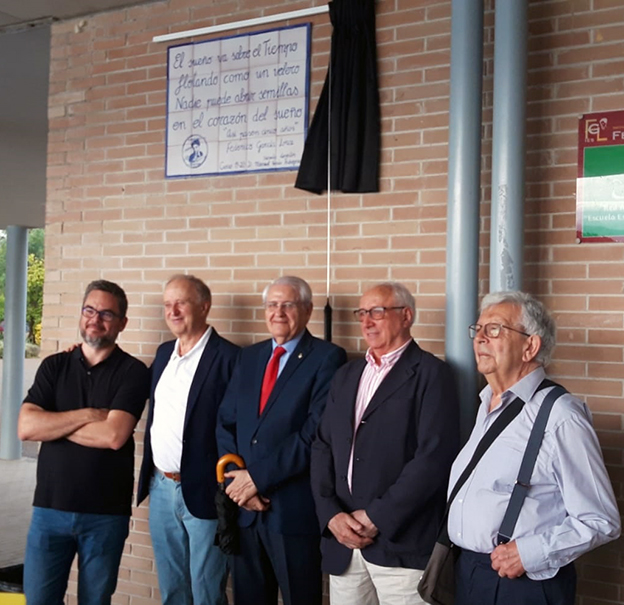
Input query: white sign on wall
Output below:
<box><xmin>166</xmin><ymin>24</ymin><xmax>311</xmax><ymax>178</ymax></box>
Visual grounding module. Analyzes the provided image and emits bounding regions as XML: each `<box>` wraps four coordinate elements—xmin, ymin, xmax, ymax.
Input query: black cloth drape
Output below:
<box><xmin>295</xmin><ymin>0</ymin><xmax>380</xmax><ymax>194</ymax></box>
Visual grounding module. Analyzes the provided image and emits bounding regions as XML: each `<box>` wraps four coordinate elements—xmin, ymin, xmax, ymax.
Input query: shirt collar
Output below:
<box><xmin>76</xmin><ymin>343</ymin><xmax>120</xmax><ymax>369</ymax></box>
<box><xmin>272</xmin><ymin>330</ymin><xmax>304</xmax><ymax>355</ymax></box>
<box><xmin>173</xmin><ymin>325</ymin><xmax>212</xmax><ymax>360</ymax></box>
<box><xmin>365</xmin><ymin>338</ymin><xmax>412</xmax><ymax>371</ymax></box>
<box><xmin>479</xmin><ymin>366</ymin><xmax>547</xmax><ymax>411</ymax></box>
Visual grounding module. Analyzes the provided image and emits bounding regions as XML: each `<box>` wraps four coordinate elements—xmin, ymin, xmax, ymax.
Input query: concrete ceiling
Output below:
<box><xmin>0</xmin><ymin>0</ymin><xmax>162</xmax><ymax>228</ymax></box>
<box><xmin>0</xmin><ymin>0</ymin><xmax>158</xmax><ymax>30</ymax></box>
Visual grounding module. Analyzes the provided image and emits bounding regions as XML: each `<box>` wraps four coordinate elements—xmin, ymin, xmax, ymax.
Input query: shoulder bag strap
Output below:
<box><xmin>447</xmin><ymin>396</ymin><xmax>523</xmax><ymax>505</ymax></box>
<box><xmin>438</xmin><ymin>395</ymin><xmax>524</xmax><ymax>545</ymax></box>
<box><xmin>497</xmin><ymin>382</ymin><xmax>567</xmax><ymax>544</ymax></box>
<box><xmin>438</xmin><ymin>378</ymin><xmax>555</xmax><ymax>545</ymax></box>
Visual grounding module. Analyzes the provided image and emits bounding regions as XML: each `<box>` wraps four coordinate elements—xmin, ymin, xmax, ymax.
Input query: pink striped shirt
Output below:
<box><xmin>347</xmin><ymin>339</ymin><xmax>412</xmax><ymax>490</ymax></box>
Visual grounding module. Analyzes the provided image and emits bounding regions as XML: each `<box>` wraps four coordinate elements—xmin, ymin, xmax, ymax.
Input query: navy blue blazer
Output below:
<box><xmin>311</xmin><ymin>340</ymin><xmax>460</xmax><ymax>574</ymax></box>
<box><xmin>137</xmin><ymin>328</ymin><xmax>240</xmax><ymax>519</ymax></box>
<box><xmin>216</xmin><ymin>329</ymin><xmax>347</xmax><ymax>536</ymax></box>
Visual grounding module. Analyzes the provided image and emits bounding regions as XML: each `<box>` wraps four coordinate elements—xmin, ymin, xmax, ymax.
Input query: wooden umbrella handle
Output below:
<box><xmin>216</xmin><ymin>453</ymin><xmax>246</xmax><ymax>483</ymax></box>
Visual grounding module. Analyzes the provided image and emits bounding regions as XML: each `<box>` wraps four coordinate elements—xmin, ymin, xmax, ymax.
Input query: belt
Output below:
<box><xmin>157</xmin><ymin>468</ymin><xmax>181</xmax><ymax>482</ymax></box>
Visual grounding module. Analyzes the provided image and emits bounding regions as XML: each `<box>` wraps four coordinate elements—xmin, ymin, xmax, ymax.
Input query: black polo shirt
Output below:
<box><xmin>24</xmin><ymin>346</ymin><xmax>149</xmax><ymax>516</ymax></box>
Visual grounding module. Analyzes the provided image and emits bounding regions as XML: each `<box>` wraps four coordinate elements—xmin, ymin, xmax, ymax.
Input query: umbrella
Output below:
<box><xmin>214</xmin><ymin>453</ymin><xmax>246</xmax><ymax>555</ymax></box>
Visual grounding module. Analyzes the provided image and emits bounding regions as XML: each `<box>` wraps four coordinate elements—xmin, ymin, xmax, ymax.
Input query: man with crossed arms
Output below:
<box><xmin>18</xmin><ymin>279</ymin><xmax>149</xmax><ymax>605</ymax></box>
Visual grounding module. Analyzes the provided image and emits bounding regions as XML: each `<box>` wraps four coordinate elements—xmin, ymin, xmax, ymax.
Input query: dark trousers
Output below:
<box><xmin>455</xmin><ymin>549</ymin><xmax>576</xmax><ymax>605</ymax></box>
<box><xmin>231</xmin><ymin>521</ymin><xmax>322</xmax><ymax>605</ymax></box>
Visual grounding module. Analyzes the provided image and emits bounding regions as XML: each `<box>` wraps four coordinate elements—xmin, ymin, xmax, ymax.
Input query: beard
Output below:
<box><xmin>80</xmin><ymin>327</ymin><xmax>116</xmax><ymax>349</ymax></box>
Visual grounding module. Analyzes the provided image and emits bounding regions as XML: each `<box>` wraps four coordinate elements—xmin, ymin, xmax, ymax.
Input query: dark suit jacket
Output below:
<box><xmin>310</xmin><ymin>340</ymin><xmax>460</xmax><ymax>574</ymax></box>
<box><xmin>137</xmin><ymin>328</ymin><xmax>240</xmax><ymax>519</ymax></box>
<box><xmin>216</xmin><ymin>329</ymin><xmax>347</xmax><ymax>536</ymax></box>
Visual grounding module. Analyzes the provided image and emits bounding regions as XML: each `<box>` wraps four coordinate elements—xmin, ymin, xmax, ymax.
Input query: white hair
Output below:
<box><xmin>262</xmin><ymin>276</ymin><xmax>313</xmax><ymax>308</ymax></box>
<box><xmin>368</xmin><ymin>282</ymin><xmax>416</xmax><ymax>327</ymax></box>
<box><xmin>481</xmin><ymin>291</ymin><xmax>556</xmax><ymax>366</ymax></box>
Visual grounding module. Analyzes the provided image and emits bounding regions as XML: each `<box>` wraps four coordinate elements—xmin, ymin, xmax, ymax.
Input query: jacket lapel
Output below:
<box><xmin>148</xmin><ymin>341</ymin><xmax>175</xmax><ymax>431</ymax></box>
<box><xmin>183</xmin><ymin>328</ymin><xmax>220</xmax><ymax>431</ymax></box>
<box><xmin>361</xmin><ymin>340</ymin><xmax>422</xmax><ymax>421</ymax></box>
<box><xmin>151</xmin><ymin>342</ymin><xmax>174</xmax><ymax>393</ymax></box>
<box><xmin>248</xmin><ymin>341</ymin><xmax>273</xmax><ymax>424</ymax></box>
<box><xmin>341</xmin><ymin>360</ymin><xmax>366</xmax><ymax>433</ymax></box>
<box><xmin>255</xmin><ymin>330</ymin><xmax>312</xmax><ymax>425</ymax></box>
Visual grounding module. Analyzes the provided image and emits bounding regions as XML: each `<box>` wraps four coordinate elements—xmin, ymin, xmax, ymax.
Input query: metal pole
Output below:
<box><xmin>489</xmin><ymin>0</ymin><xmax>528</xmax><ymax>292</ymax></box>
<box><xmin>445</xmin><ymin>0</ymin><xmax>484</xmax><ymax>441</ymax></box>
<box><xmin>0</xmin><ymin>226</ymin><xmax>28</xmax><ymax>459</ymax></box>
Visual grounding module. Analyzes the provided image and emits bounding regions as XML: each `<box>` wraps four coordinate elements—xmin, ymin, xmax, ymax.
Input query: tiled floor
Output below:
<box><xmin>0</xmin><ymin>457</ymin><xmax>36</xmax><ymax>569</ymax></box>
<box><xmin>0</xmin><ymin>358</ymin><xmax>42</xmax><ymax>569</ymax></box>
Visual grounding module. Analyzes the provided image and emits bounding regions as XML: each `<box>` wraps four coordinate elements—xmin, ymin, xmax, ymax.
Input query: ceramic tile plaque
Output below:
<box><xmin>166</xmin><ymin>23</ymin><xmax>311</xmax><ymax>178</ymax></box>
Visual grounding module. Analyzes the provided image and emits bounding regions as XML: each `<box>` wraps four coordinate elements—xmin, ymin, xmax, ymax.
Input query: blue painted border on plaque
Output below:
<box><xmin>165</xmin><ymin>22</ymin><xmax>312</xmax><ymax>179</ymax></box>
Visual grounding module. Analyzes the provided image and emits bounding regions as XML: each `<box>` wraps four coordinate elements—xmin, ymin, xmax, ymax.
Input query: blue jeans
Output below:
<box><xmin>23</xmin><ymin>507</ymin><xmax>129</xmax><ymax>605</ymax></box>
<box><xmin>149</xmin><ymin>471</ymin><xmax>228</xmax><ymax>605</ymax></box>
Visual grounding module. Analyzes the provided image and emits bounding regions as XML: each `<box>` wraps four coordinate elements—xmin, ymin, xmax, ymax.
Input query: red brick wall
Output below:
<box><xmin>45</xmin><ymin>0</ymin><xmax>623</xmax><ymax>603</ymax></box>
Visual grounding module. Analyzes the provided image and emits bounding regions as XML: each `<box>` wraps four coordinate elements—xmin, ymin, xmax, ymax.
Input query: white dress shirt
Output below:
<box><xmin>447</xmin><ymin>367</ymin><xmax>620</xmax><ymax>579</ymax></box>
<box><xmin>151</xmin><ymin>326</ymin><xmax>212</xmax><ymax>473</ymax></box>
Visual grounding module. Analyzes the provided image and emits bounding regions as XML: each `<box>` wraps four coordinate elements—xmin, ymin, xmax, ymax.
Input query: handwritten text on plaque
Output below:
<box><xmin>166</xmin><ymin>24</ymin><xmax>311</xmax><ymax>178</ymax></box>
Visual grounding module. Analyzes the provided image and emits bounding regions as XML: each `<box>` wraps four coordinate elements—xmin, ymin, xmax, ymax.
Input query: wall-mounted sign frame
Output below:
<box><xmin>166</xmin><ymin>23</ymin><xmax>311</xmax><ymax>178</ymax></box>
<box><xmin>577</xmin><ymin>110</ymin><xmax>624</xmax><ymax>243</ymax></box>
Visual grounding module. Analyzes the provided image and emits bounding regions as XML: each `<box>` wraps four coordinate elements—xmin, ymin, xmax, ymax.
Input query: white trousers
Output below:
<box><xmin>329</xmin><ymin>548</ymin><xmax>425</xmax><ymax>605</ymax></box>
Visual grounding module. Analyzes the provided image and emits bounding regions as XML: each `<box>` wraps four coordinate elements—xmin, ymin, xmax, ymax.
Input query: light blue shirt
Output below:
<box><xmin>448</xmin><ymin>367</ymin><xmax>620</xmax><ymax>580</ymax></box>
<box><xmin>269</xmin><ymin>331</ymin><xmax>304</xmax><ymax>377</ymax></box>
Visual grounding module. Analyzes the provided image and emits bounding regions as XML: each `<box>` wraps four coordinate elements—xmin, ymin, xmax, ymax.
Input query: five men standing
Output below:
<box><xmin>18</xmin><ymin>276</ymin><xmax>619</xmax><ymax>605</ymax></box>
<box><xmin>216</xmin><ymin>276</ymin><xmax>347</xmax><ymax>605</ymax></box>
<box><xmin>311</xmin><ymin>282</ymin><xmax>460</xmax><ymax>605</ymax></box>
<box><xmin>18</xmin><ymin>280</ymin><xmax>150</xmax><ymax>605</ymax></box>
<box><xmin>137</xmin><ymin>274</ymin><xmax>239</xmax><ymax>604</ymax></box>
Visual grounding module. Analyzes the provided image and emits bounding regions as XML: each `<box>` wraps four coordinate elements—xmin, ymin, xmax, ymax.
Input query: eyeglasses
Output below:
<box><xmin>468</xmin><ymin>323</ymin><xmax>531</xmax><ymax>339</ymax></box>
<box><xmin>353</xmin><ymin>306</ymin><xmax>406</xmax><ymax>321</ymax></box>
<box><xmin>82</xmin><ymin>306</ymin><xmax>120</xmax><ymax>322</ymax></box>
<box><xmin>265</xmin><ymin>301</ymin><xmax>299</xmax><ymax>312</ymax></box>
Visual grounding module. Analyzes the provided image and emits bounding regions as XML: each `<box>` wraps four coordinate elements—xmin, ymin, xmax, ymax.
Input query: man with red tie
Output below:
<box><xmin>217</xmin><ymin>276</ymin><xmax>347</xmax><ymax>605</ymax></box>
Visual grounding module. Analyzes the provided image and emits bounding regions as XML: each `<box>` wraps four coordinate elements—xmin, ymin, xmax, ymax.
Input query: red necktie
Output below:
<box><xmin>259</xmin><ymin>346</ymin><xmax>286</xmax><ymax>414</ymax></box>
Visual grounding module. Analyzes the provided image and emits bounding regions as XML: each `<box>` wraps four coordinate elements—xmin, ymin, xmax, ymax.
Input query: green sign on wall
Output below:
<box><xmin>577</xmin><ymin>111</ymin><xmax>624</xmax><ymax>242</ymax></box>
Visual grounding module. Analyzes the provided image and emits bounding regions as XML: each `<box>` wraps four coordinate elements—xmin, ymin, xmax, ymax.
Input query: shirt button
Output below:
<box><xmin>458</xmin><ymin>499</ymin><xmax>463</xmax><ymax>504</ymax></box>
<box><xmin>251</xmin><ymin>439</ymin><xmax>258</xmax><ymax>445</ymax></box>
<box><xmin>457</xmin><ymin>532</ymin><xmax>462</xmax><ymax>538</ymax></box>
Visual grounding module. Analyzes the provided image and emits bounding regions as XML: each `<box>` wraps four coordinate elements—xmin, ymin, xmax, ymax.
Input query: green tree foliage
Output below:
<box><xmin>28</xmin><ymin>228</ymin><xmax>45</xmax><ymax>259</ymax></box>
<box><xmin>27</xmin><ymin>253</ymin><xmax>45</xmax><ymax>344</ymax></box>
<box><xmin>0</xmin><ymin>228</ymin><xmax>45</xmax><ymax>343</ymax></box>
